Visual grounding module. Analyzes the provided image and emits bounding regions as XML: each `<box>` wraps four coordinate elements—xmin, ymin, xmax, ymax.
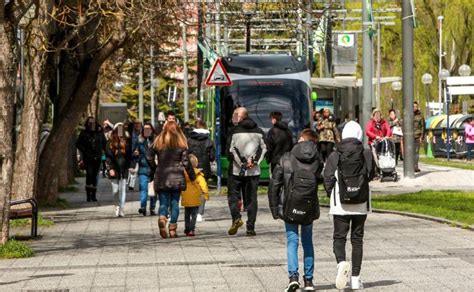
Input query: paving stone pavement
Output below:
<box><xmin>4</xmin><ymin>176</ymin><xmax>474</xmax><ymax>291</ymax></box>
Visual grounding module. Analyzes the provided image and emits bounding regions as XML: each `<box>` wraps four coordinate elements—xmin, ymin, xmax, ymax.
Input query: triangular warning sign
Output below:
<box><xmin>205</xmin><ymin>58</ymin><xmax>233</xmax><ymax>86</ymax></box>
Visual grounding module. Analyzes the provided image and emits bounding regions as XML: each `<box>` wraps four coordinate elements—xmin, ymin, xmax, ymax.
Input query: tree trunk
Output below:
<box><xmin>0</xmin><ymin>11</ymin><xmax>18</xmax><ymax>244</ymax></box>
<box><xmin>12</xmin><ymin>2</ymin><xmax>53</xmax><ymax>200</ymax></box>
<box><xmin>36</xmin><ymin>15</ymin><xmax>127</xmax><ymax>203</ymax></box>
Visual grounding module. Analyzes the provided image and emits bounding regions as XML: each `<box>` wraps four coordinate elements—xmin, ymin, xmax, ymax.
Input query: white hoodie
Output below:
<box><xmin>327</xmin><ymin>121</ymin><xmax>372</xmax><ymax>215</ymax></box>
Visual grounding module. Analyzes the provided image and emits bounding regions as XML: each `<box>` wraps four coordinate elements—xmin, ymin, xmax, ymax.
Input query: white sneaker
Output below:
<box><xmin>119</xmin><ymin>208</ymin><xmax>125</xmax><ymax>217</ymax></box>
<box><xmin>196</xmin><ymin>214</ymin><xmax>204</xmax><ymax>222</ymax></box>
<box><xmin>115</xmin><ymin>206</ymin><xmax>120</xmax><ymax>217</ymax></box>
<box><xmin>335</xmin><ymin>261</ymin><xmax>351</xmax><ymax>289</ymax></box>
<box><xmin>351</xmin><ymin>276</ymin><xmax>364</xmax><ymax>290</ymax></box>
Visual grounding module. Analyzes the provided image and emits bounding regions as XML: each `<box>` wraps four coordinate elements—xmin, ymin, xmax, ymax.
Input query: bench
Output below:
<box><xmin>8</xmin><ymin>198</ymin><xmax>39</xmax><ymax>238</ymax></box>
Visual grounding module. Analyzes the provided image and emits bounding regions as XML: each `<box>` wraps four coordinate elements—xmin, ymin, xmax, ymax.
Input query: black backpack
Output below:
<box><xmin>283</xmin><ymin>155</ymin><xmax>320</xmax><ymax>225</ymax></box>
<box><xmin>337</xmin><ymin>149</ymin><xmax>369</xmax><ymax>204</ymax></box>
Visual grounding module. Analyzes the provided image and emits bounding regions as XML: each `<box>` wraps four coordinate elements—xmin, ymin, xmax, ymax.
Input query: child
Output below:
<box><xmin>181</xmin><ymin>154</ymin><xmax>209</xmax><ymax>236</ymax></box>
<box><xmin>323</xmin><ymin>121</ymin><xmax>376</xmax><ymax>290</ymax></box>
<box><xmin>268</xmin><ymin>129</ymin><xmax>323</xmax><ymax>292</ymax></box>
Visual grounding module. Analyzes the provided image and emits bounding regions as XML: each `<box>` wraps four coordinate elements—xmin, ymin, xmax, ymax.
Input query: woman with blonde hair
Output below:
<box><xmin>146</xmin><ymin>121</ymin><xmax>196</xmax><ymax>238</ymax></box>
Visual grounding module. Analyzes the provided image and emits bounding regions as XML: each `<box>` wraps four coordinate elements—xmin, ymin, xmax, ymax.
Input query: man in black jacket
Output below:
<box><xmin>226</xmin><ymin>107</ymin><xmax>267</xmax><ymax>236</ymax></box>
<box><xmin>266</xmin><ymin>112</ymin><xmax>293</xmax><ymax>174</ymax></box>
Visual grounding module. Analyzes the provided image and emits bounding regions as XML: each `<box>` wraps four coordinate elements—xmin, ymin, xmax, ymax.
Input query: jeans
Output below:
<box><xmin>158</xmin><ymin>191</ymin><xmax>181</xmax><ymax>224</ymax></box>
<box><xmin>467</xmin><ymin>143</ymin><xmax>474</xmax><ymax>161</ymax></box>
<box><xmin>198</xmin><ymin>198</ymin><xmax>206</xmax><ymax>216</ymax></box>
<box><xmin>111</xmin><ymin>178</ymin><xmax>127</xmax><ymax>209</ymax></box>
<box><xmin>185</xmin><ymin>207</ymin><xmax>199</xmax><ymax>232</ymax></box>
<box><xmin>138</xmin><ymin>175</ymin><xmax>156</xmax><ymax>210</ymax></box>
<box><xmin>227</xmin><ymin>175</ymin><xmax>259</xmax><ymax>230</ymax></box>
<box><xmin>333</xmin><ymin>215</ymin><xmax>367</xmax><ymax>277</ymax></box>
<box><xmin>285</xmin><ymin>223</ymin><xmax>314</xmax><ymax>281</ymax></box>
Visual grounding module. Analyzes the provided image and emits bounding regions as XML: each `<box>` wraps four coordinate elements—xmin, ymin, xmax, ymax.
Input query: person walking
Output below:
<box><xmin>226</xmin><ymin>107</ymin><xmax>266</xmax><ymax>236</ymax></box>
<box><xmin>388</xmin><ymin>109</ymin><xmax>403</xmax><ymax>165</ymax></box>
<box><xmin>465</xmin><ymin>118</ymin><xmax>474</xmax><ymax>161</ymax></box>
<box><xmin>127</xmin><ymin>120</ymin><xmax>142</xmax><ymax>190</ymax></box>
<box><xmin>268</xmin><ymin>129</ymin><xmax>323</xmax><ymax>292</ymax></box>
<box><xmin>105</xmin><ymin>123</ymin><xmax>133</xmax><ymax>217</ymax></box>
<box><xmin>76</xmin><ymin>117</ymin><xmax>106</xmax><ymax>202</ymax></box>
<box><xmin>317</xmin><ymin>108</ymin><xmax>340</xmax><ymax>162</ymax></box>
<box><xmin>187</xmin><ymin>120</ymin><xmax>215</xmax><ymax>222</ymax></box>
<box><xmin>413</xmin><ymin>102</ymin><xmax>425</xmax><ymax>172</ymax></box>
<box><xmin>101</xmin><ymin>120</ymin><xmax>114</xmax><ymax>177</ymax></box>
<box><xmin>146</xmin><ymin>121</ymin><xmax>195</xmax><ymax>239</ymax></box>
<box><xmin>323</xmin><ymin>121</ymin><xmax>376</xmax><ymax>290</ymax></box>
<box><xmin>366</xmin><ymin>109</ymin><xmax>391</xmax><ymax>176</ymax></box>
<box><xmin>181</xmin><ymin>154</ymin><xmax>209</xmax><ymax>236</ymax></box>
<box><xmin>133</xmin><ymin>122</ymin><xmax>157</xmax><ymax>216</ymax></box>
<box><xmin>266</xmin><ymin>111</ymin><xmax>293</xmax><ymax>174</ymax></box>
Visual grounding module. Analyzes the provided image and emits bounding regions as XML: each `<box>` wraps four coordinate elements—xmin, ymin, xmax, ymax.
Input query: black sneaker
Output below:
<box><xmin>149</xmin><ymin>210</ymin><xmax>156</xmax><ymax>216</ymax></box>
<box><xmin>285</xmin><ymin>275</ymin><xmax>300</xmax><ymax>292</ymax></box>
<box><xmin>228</xmin><ymin>218</ymin><xmax>243</xmax><ymax>235</ymax></box>
<box><xmin>138</xmin><ymin>208</ymin><xmax>146</xmax><ymax>216</ymax></box>
<box><xmin>304</xmin><ymin>279</ymin><xmax>315</xmax><ymax>291</ymax></box>
<box><xmin>246</xmin><ymin>229</ymin><xmax>256</xmax><ymax>236</ymax></box>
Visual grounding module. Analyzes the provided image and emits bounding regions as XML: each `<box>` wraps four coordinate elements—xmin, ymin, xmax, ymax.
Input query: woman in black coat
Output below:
<box><xmin>76</xmin><ymin>117</ymin><xmax>106</xmax><ymax>202</ymax></box>
<box><xmin>146</xmin><ymin>121</ymin><xmax>195</xmax><ymax>239</ymax></box>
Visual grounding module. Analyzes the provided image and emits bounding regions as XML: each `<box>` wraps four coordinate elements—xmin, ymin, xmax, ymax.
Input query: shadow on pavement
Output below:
<box><xmin>0</xmin><ymin>273</ymin><xmax>73</xmax><ymax>286</ymax></box>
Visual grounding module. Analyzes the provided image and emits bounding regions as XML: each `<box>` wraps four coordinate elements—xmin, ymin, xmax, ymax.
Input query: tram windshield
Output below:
<box><xmin>221</xmin><ymin>78</ymin><xmax>311</xmax><ymax>141</ymax></box>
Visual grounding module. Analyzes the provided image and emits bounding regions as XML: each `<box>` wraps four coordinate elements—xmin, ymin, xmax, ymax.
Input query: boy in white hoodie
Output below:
<box><xmin>323</xmin><ymin>121</ymin><xmax>376</xmax><ymax>290</ymax></box>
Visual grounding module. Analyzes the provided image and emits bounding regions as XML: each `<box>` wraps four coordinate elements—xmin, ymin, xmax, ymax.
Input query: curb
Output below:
<box><xmin>320</xmin><ymin>204</ymin><xmax>474</xmax><ymax>231</ymax></box>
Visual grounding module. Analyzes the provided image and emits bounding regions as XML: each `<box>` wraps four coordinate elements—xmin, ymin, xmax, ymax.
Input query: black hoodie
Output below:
<box><xmin>266</xmin><ymin>121</ymin><xmax>294</xmax><ymax>165</ymax></box>
<box><xmin>268</xmin><ymin>141</ymin><xmax>323</xmax><ymax>220</ymax></box>
<box><xmin>188</xmin><ymin>129</ymin><xmax>215</xmax><ymax>179</ymax></box>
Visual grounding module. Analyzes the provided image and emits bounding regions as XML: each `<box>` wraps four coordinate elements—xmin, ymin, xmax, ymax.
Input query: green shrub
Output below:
<box><xmin>0</xmin><ymin>240</ymin><xmax>34</xmax><ymax>259</ymax></box>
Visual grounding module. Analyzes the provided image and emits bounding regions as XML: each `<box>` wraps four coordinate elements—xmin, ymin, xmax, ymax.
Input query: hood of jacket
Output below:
<box><xmin>274</xmin><ymin>121</ymin><xmax>289</xmax><ymax>130</ymax></box>
<box><xmin>291</xmin><ymin>141</ymin><xmax>319</xmax><ymax>164</ymax></box>
<box><xmin>342</xmin><ymin>121</ymin><xmax>363</xmax><ymax>141</ymax></box>
<box><xmin>337</xmin><ymin>137</ymin><xmax>364</xmax><ymax>154</ymax></box>
<box><xmin>189</xmin><ymin>128</ymin><xmax>210</xmax><ymax>141</ymax></box>
<box><xmin>238</xmin><ymin>118</ymin><xmax>258</xmax><ymax>130</ymax></box>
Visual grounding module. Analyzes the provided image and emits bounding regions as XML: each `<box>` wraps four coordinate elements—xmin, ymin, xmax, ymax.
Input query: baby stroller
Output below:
<box><xmin>375</xmin><ymin>138</ymin><xmax>398</xmax><ymax>182</ymax></box>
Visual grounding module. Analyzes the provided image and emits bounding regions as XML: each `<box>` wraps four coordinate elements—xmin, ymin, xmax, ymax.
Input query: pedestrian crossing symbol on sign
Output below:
<box><xmin>205</xmin><ymin>58</ymin><xmax>233</xmax><ymax>86</ymax></box>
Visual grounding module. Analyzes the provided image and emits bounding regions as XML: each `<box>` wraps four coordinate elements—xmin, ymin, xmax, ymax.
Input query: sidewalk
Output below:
<box><xmin>2</xmin><ymin>176</ymin><xmax>474</xmax><ymax>291</ymax></box>
<box><xmin>370</xmin><ymin>162</ymin><xmax>474</xmax><ymax>194</ymax></box>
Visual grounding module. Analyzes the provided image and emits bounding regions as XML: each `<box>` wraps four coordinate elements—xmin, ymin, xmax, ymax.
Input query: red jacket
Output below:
<box><xmin>366</xmin><ymin>118</ymin><xmax>392</xmax><ymax>145</ymax></box>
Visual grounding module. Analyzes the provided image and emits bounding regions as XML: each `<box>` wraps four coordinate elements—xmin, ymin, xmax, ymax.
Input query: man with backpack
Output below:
<box><xmin>323</xmin><ymin>121</ymin><xmax>376</xmax><ymax>290</ymax></box>
<box><xmin>268</xmin><ymin>129</ymin><xmax>323</xmax><ymax>292</ymax></box>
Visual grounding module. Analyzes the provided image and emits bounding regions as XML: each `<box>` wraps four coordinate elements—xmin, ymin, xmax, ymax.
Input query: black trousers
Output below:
<box><xmin>184</xmin><ymin>207</ymin><xmax>199</xmax><ymax>233</ymax></box>
<box><xmin>394</xmin><ymin>142</ymin><xmax>402</xmax><ymax>165</ymax></box>
<box><xmin>85</xmin><ymin>158</ymin><xmax>101</xmax><ymax>187</ymax></box>
<box><xmin>319</xmin><ymin>141</ymin><xmax>335</xmax><ymax>162</ymax></box>
<box><xmin>333</xmin><ymin>214</ymin><xmax>367</xmax><ymax>277</ymax></box>
<box><xmin>227</xmin><ymin>174</ymin><xmax>259</xmax><ymax>230</ymax></box>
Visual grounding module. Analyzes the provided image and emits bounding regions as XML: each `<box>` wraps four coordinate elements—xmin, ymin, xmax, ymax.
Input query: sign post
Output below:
<box><xmin>205</xmin><ymin>58</ymin><xmax>233</xmax><ymax>194</ymax></box>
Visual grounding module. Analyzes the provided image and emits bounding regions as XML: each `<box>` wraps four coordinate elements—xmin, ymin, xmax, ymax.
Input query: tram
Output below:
<box><xmin>208</xmin><ymin>54</ymin><xmax>312</xmax><ymax>179</ymax></box>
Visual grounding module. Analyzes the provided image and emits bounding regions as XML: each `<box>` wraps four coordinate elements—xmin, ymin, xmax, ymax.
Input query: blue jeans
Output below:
<box><xmin>158</xmin><ymin>191</ymin><xmax>181</xmax><ymax>224</ymax></box>
<box><xmin>285</xmin><ymin>223</ymin><xmax>314</xmax><ymax>280</ymax></box>
<box><xmin>138</xmin><ymin>175</ymin><xmax>156</xmax><ymax>210</ymax></box>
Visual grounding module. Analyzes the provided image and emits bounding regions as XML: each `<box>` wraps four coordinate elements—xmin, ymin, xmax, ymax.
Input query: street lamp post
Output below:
<box><xmin>439</xmin><ymin>69</ymin><xmax>450</xmax><ymax>159</ymax></box>
<box><xmin>391</xmin><ymin>81</ymin><xmax>402</xmax><ymax>109</ymax></box>
<box><xmin>438</xmin><ymin>16</ymin><xmax>444</xmax><ymax>114</ymax></box>
<box><xmin>422</xmin><ymin>73</ymin><xmax>433</xmax><ymax>117</ymax></box>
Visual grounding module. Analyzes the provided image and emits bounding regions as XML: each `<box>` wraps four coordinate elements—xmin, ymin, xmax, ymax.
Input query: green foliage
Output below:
<box><xmin>10</xmin><ymin>214</ymin><xmax>54</xmax><ymax>228</ymax></box>
<box><xmin>372</xmin><ymin>191</ymin><xmax>474</xmax><ymax>225</ymax></box>
<box><xmin>0</xmin><ymin>240</ymin><xmax>34</xmax><ymax>259</ymax></box>
<box><xmin>420</xmin><ymin>157</ymin><xmax>474</xmax><ymax>170</ymax></box>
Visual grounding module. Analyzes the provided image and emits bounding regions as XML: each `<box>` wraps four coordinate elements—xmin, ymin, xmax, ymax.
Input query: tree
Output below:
<box><xmin>0</xmin><ymin>0</ymin><xmax>35</xmax><ymax>244</ymax></box>
<box><xmin>35</xmin><ymin>0</ymin><xmax>186</xmax><ymax>203</ymax></box>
